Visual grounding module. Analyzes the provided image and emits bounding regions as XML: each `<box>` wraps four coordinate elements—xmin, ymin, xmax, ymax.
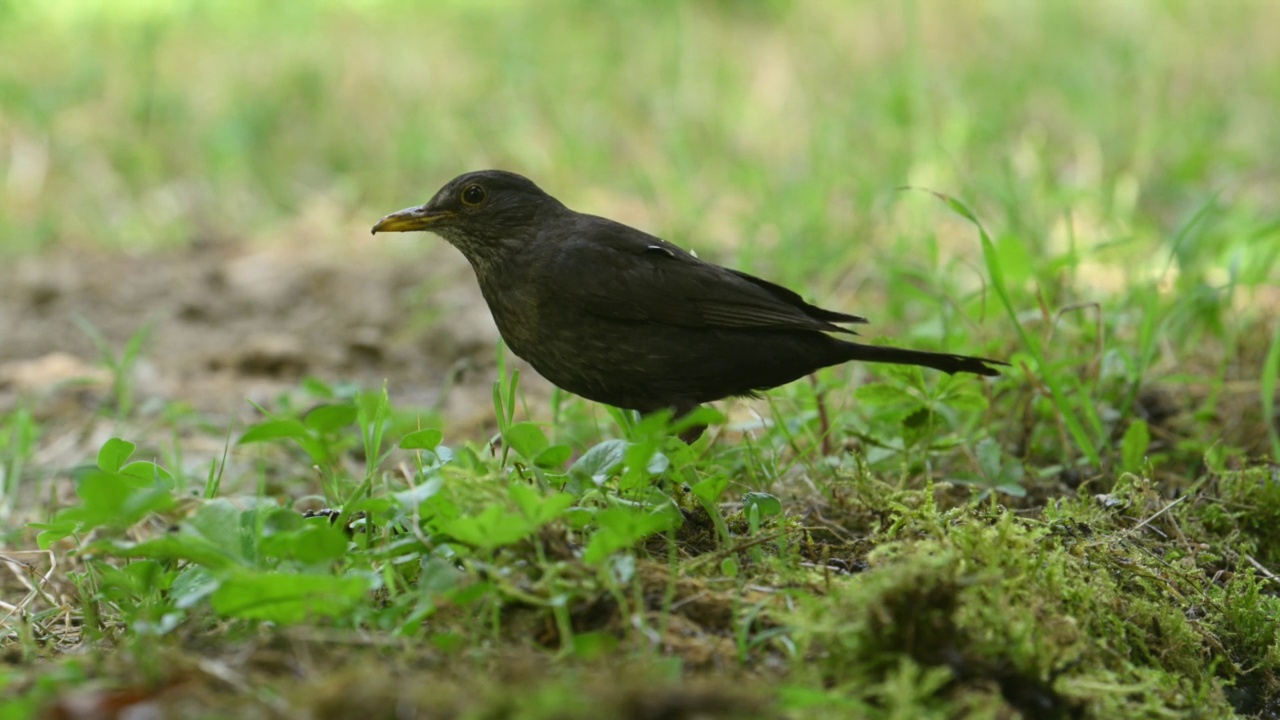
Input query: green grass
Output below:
<box><xmin>3</xmin><ymin>1</ymin><xmax>1280</xmax><ymax>717</ymax></box>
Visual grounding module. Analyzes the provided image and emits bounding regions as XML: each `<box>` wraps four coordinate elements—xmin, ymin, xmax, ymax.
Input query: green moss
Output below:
<box><xmin>1213</xmin><ymin>469</ymin><xmax>1280</xmax><ymax>567</ymax></box>
<box><xmin>789</xmin><ymin>506</ymin><xmax>1247</xmax><ymax>717</ymax></box>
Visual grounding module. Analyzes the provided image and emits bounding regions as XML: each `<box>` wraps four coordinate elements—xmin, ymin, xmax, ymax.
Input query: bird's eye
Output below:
<box><xmin>460</xmin><ymin>184</ymin><xmax>487</xmax><ymax>206</ymax></box>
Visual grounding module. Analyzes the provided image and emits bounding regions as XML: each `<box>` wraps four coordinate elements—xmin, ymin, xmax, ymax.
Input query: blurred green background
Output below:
<box><xmin>6</xmin><ymin>0</ymin><xmax>1277</xmax><ymax>265</ymax></box>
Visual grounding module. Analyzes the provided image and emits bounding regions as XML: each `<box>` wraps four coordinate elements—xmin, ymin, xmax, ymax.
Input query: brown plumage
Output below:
<box><xmin>373</xmin><ymin>170</ymin><xmax>1005</xmax><ymax>430</ymax></box>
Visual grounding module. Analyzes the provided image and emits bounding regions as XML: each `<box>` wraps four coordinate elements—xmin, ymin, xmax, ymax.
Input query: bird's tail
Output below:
<box><xmin>842</xmin><ymin>342</ymin><xmax>1007</xmax><ymax>377</ymax></box>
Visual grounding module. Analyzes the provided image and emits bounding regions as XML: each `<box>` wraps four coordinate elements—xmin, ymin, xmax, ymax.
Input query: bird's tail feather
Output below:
<box><xmin>842</xmin><ymin>342</ymin><xmax>1007</xmax><ymax>377</ymax></box>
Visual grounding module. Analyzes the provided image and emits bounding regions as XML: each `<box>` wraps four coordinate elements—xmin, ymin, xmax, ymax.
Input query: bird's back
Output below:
<box><xmin>472</xmin><ymin>214</ymin><xmax>860</xmax><ymax>413</ymax></box>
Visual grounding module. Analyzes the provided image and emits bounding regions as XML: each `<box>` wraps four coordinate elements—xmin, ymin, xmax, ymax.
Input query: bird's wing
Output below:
<box><xmin>545</xmin><ymin>215</ymin><xmax>867</xmax><ymax>333</ymax></box>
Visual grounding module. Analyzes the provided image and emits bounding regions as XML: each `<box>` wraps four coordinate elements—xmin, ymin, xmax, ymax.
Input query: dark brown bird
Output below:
<box><xmin>373</xmin><ymin>170</ymin><xmax>1004</xmax><ymax>433</ymax></box>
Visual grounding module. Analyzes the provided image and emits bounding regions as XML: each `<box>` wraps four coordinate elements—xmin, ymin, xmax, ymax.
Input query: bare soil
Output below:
<box><xmin>0</xmin><ymin>239</ymin><xmax>538</xmax><ymax>437</ymax></box>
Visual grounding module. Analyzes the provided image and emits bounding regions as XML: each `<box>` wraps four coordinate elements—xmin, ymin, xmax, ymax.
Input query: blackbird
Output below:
<box><xmin>372</xmin><ymin>170</ymin><xmax>1005</xmax><ymax>432</ymax></box>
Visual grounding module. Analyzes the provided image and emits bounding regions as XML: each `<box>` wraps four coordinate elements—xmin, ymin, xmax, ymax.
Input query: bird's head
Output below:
<box><xmin>371</xmin><ymin>170</ymin><xmax>563</xmax><ymax>268</ymax></box>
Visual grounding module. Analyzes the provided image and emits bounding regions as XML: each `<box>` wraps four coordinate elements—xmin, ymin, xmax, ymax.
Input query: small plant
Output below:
<box><xmin>75</xmin><ymin>319</ymin><xmax>153</xmax><ymax>419</ymax></box>
<box><xmin>0</xmin><ymin>407</ymin><xmax>38</xmax><ymax>522</ymax></box>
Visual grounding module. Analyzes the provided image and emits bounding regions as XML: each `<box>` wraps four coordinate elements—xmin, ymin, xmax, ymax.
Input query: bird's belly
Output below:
<box><xmin>499</xmin><ymin>313</ymin><xmax>649</xmax><ymax>404</ymax></box>
<box><xmin>476</xmin><ymin>265</ymin><xmax>848</xmax><ymax>411</ymax></box>
<box><xmin>493</xmin><ymin>312</ymin><xmax>846</xmax><ymax>413</ymax></box>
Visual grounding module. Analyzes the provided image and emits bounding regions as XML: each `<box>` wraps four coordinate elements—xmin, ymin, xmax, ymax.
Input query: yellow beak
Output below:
<box><xmin>370</xmin><ymin>205</ymin><xmax>453</xmax><ymax>234</ymax></box>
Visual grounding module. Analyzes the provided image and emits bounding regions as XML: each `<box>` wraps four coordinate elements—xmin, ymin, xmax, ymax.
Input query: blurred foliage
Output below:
<box><xmin>1</xmin><ymin>1</ymin><xmax>1276</xmax><ymax>272</ymax></box>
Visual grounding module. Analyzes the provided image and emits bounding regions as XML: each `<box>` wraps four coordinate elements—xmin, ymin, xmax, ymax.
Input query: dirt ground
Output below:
<box><xmin>0</xmin><ymin>238</ymin><xmax>542</xmax><ymax>440</ymax></box>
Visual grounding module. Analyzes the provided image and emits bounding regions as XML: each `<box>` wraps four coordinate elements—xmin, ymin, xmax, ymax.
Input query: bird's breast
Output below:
<box><xmin>478</xmin><ymin>280</ymin><xmax>541</xmax><ymax>349</ymax></box>
<box><xmin>475</xmin><ymin>270</ymin><xmax>618</xmax><ymax>392</ymax></box>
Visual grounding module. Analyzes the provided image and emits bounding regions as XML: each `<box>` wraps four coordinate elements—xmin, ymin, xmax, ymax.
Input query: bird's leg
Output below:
<box><xmin>677</xmin><ymin>424</ymin><xmax>705</xmax><ymax>445</ymax></box>
<box><xmin>672</xmin><ymin>404</ymin><xmax>707</xmax><ymax>445</ymax></box>
<box><xmin>809</xmin><ymin>375</ymin><xmax>833</xmax><ymax>456</ymax></box>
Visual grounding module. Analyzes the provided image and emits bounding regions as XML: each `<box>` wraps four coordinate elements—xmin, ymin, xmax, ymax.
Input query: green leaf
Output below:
<box><xmin>901</xmin><ymin>407</ymin><xmax>939</xmax><ymax>449</ymax></box>
<box><xmin>569</xmin><ymin>439</ymin><xmax>627</xmax><ymax>486</ymax></box>
<box><xmin>238</xmin><ymin>419</ymin><xmax>311</xmax><ymax>444</ymax></box>
<box><xmin>509</xmin><ymin>483</ymin><xmax>575</xmax><ymax>525</ymax></box>
<box><xmin>262</xmin><ymin>507</ymin><xmax>304</xmax><ymax>534</ymax></box>
<box><xmin>97</xmin><ymin>533</ymin><xmax>241</xmax><ymax>572</ymax></box>
<box><xmin>348</xmin><ymin>496</ymin><xmax>396</xmax><ymax>518</ymax></box>
<box><xmin>879</xmin><ymin>363</ymin><xmax>925</xmax><ymax>387</ymax></box>
<box><xmin>631</xmin><ymin>408</ymin><xmax>674</xmax><ymax>437</ymax></box>
<box><xmin>440</xmin><ymin>506</ymin><xmax>535</xmax><ymax>550</ymax></box>
<box><xmin>742</xmin><ymin>492</ymin><xmax>782</xmax><ymax>518</ymax></box>
<box><xmin>120</xmin><ymin>460</ymin><xmax>176</xmax><ymax>489</ymax></box>
<box><xmin>564</xmin><ymin>507</ymin><xmax>594</xmax><ymax>529</ymax></box>
<box><xmin>1120</xmin><ymin>420</ymin><xmax>1150</xmax><ymax>474</ymax></box>
<box><xmin>419</xmin><ymin>556</ymin><xmax>463</xmax><ymax>597</ymax></box>
<box><xmin>186</xmin><ymin>499</ymin><xmax>254</xmax><ymax>565</ymax></box>
<box><xmin>301</xmin><ymin>377</ymin><xmax>336</xmax><ymax>398</ymax></box>
<box><xmin>210</xmin><ymin>572</ymin><xmax>370</xmax><ymax>623</ymax></box>
<box><xmin>238</xmin><ymin>419</ymin><xmax>328</xmax><ymax>465</ymax></box>
<box><xmin>59</xmin><ymin>470</ymin><xmax>176</xmax><ymax>531</ymax></box>
<box><xmin>583</xmin><ymin>507</ymin><xmax>675</xmax><ymax>565</ymax></box>
<box><xmin>691</xmin><ymin>475</ymin><xmax>730</xmax><ymax>506</ymax></box>
<box><xmin>976</xmin><ymin>438</ymin><xmax>1002</xmax><ymax>479</ymax></box>
<box><xmin>502</xmin><ymin>421</ymin><xmax>549</xmax><ymax>460</ymax></box>
<box><xmin>853</xmin><ymin>383</ymin><xmax>916</xmax><ymax>407</ymax></box>
<box><xmin>400</xmin><ymin>428</ymin><xmax>444</xmax><ymax>450</ymax></box>
<box><xmin>393</xmin><ymin>476</ymin><xmax>444</xmax><ymax>511</ymax></box>
<box><xmin>171</xmin><ymin>567</ymin><xmax>220</xmax><ymax>609</ymax></box>
<box><xmin>99</xmin><ymin>498</ymin><xmax>255</xmax><ymax>571</ymax></box>
<box><xmin>33</xmin><ymin>520</ymin><xmax>79</xmax><ymax>549</ymax></box>
<box><xmin>303</xmin><ymin>404</ymin><xmax>358</xmax><ymax>433</ymax></box>
<box><xmin>533</xmin><ymin>444</ymin><xmax>572</xmax><ymax>469</ymax></box>
<box><xmin>995</xmin><ymin>483</ymin><xmax>1028</xmax><ymax>498</ymax></box>
<box><xmin>97</xmin><ymin>437</ymin><xmax>136</xmax><ymax>473</ymax></box>
<box><xmin>941</xmin><ymin>384</ymin><xmax>989</xmax><ymax>412</ymax></box>
<box><xmin>670</xmin><ymin>405</ymin><xmax>726</xmax><ymax>436</ymax></box>
<box><xmin>261</xmin><ymin>521</ymin><xmax>350</xmax><ymax>564</ymax></box>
